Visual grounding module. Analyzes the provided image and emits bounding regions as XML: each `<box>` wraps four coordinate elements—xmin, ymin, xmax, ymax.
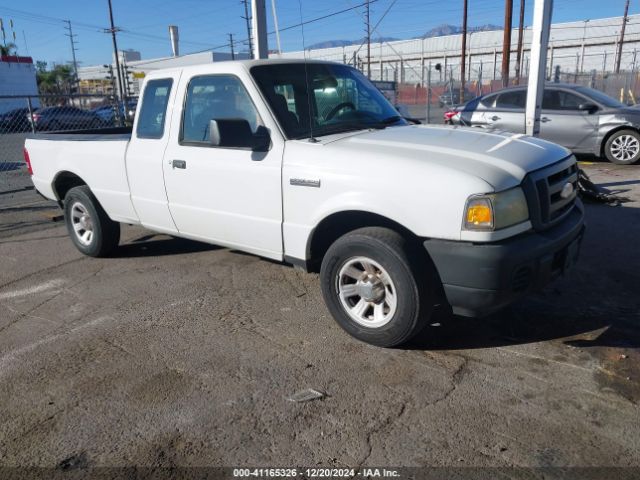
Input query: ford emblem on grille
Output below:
<box><xmin>560</xmin><ymin>182</ymin><xmax>574</xmax><ymax>199</ymax></box>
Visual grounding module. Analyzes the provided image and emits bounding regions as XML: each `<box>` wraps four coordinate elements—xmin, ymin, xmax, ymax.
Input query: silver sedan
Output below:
<box><xmin>446</xmin><ymin>83</ymin><xmax>640</xmax><ymax>165</ymax></box>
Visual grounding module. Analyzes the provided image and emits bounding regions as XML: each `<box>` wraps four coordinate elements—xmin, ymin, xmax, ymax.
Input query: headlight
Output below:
<box><xmin>464</xmin><ymin>187</ymin><xmax>529</xmax><ymax>231</ymax></box>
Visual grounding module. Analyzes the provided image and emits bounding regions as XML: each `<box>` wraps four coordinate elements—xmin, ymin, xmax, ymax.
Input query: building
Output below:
<box><xmin>78</xmin><ymin>50</ymin><xmax>249</xmax><ymax>97</ymax></box>
<box><xmin>279</xmin><ymin>14</ymin><xmax>640</xmax><ymax>85</ymax></box>
<box><xmin>0</xmin><ymin>55</ymin><xmax>39</xmax><ymax>113</ymax></box>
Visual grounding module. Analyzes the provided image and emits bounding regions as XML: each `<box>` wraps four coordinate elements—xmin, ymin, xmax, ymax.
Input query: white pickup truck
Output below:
<box><xmin>25</xmin><ymin>59</ymin><xmax>585</xmax><ymax>347</ymax></box>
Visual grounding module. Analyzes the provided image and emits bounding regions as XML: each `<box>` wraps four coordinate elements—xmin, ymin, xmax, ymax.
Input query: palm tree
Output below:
<box><xmin>0</xmin><ymin>42</ymin><xmax>17</xmax><ymax>56</ymax></box>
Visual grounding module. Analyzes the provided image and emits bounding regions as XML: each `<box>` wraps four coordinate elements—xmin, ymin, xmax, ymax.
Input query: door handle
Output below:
<box><xmin>490</xmin><ymin>115</ymin><xmax>501</xmax><ymax>121</ymax></box>
<box><xmin>541</xmin><ymin>117</ymin><xmax>550</xmax><ymax>123</ymax></box>
<box><xmin>172</xmin><ymin>159</ymin><xmax>187</xmax><ymax>169</ymax></box>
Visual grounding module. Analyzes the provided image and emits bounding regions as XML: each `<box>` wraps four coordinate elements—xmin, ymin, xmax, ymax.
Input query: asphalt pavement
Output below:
<box><xmin>0</xmin><ymin>161</ymin><xmax>638</xmax><ymax>476</ymax></box>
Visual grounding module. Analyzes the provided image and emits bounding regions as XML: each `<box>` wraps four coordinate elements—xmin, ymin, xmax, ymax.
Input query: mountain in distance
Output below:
<box><xmin>421</xmin><ymin>23</ymin><xmax>502</xmax><ymax>38</ymax></box>
<box><xmin>306</xmin><ymin>37</ymin><xmax>399</xmax><ymax>50</ymax></box>
<box><xmin>305</xmin><ymin>24</ymin><xmax>501</xmax><ymax>50</ymax></box>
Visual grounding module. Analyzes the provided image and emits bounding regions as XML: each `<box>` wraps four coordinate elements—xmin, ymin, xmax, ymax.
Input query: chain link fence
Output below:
<box><xmin>390</xmin><ymin>62</ymin><xmax>640</xmax><ymax>124</ymax></box>
<box><xmin>0</xmin><ymin>94</ymin><xmax>136</xmax><ymax>194</ymax></box>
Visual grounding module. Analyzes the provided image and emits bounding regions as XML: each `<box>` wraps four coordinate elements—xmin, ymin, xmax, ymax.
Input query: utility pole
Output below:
<box><xmin>460</xmin><ymin>0</ymin><xmax>468</xmax><ymax>101</ymax></box>
<box><xmin>251</xmin><ymin>0</ymin><xmax>268</xmax><ymax>59</ymax></box>
<box><xmin>515</xmin><ymin>0</ymin><xmax>525</xmax><ymax>84</ymax></box>
<box><xmin>365</xmin><ymin>0</ymin><xmax>371</xmax><ymax>78</ymax></box>
<box><xmin>229</xmin><ymin>33</ymin><xmax>235</xmax><ymax>60</ymax></box>
<box><xmin>105</xmin><ymin>0</ymin><xmax>124</xmax><ymax>105</ymax></box>
<box><xmin>64</xmin><ymin>20</ymin><xmax>79</xmax><ymax>90</ymax></box>
<box><xmin>616</xmin><ymin>0</ymin><xmax>630</xmax><ymax>73</ymax></box>
<box><xmin>525</xmin><ymin>0</ymin><xmax>553</xmax><ymax>136</ymax></box>
<box><xmin>241</xmin><ymin>0</ymin><xmax>253</xmax><ymax>59</ymax></box>
<box><xmin>502</xmin><ymin>0</ymin><xmax>514</xmax><ymax>87</ymax></box>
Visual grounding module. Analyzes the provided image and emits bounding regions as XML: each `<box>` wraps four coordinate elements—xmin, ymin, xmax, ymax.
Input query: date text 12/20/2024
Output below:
<box><xmin>233</xmin><ymin>468</ymin><xmax>401</xmax><ymax>477</ymax></box>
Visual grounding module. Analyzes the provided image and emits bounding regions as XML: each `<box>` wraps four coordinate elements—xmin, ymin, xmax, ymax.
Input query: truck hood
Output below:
<box><xmin>323</xmin><ymin>124</ymin><xmax>572</xmax><ymax>191</ymax></box>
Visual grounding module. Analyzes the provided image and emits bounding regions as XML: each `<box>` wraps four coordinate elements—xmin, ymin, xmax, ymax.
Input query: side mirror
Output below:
<box><xmin>209</xmin><ymin>119</ymin><xmax>271</xmax><ymax>151</ymax></box>
<box><xmin>578</xmin><ymin>103</ymin><xmax>598</xmax><ymax>113</ymax></box>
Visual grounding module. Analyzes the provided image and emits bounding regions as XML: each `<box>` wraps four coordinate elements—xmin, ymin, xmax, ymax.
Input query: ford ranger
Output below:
<box><xmin>24</xmin><ymin>59</ymin><xmax>585</xmax><ymax>347</ymax></box>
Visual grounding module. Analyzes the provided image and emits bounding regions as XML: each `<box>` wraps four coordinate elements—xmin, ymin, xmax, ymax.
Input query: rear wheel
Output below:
<box><xmin>604</xmin><ymin>129</ymin><xmax>640</xmax><ymax>165</ymax></box>
<box><xmin>64</xmin><ymin>186</ymin><xmax>120</xmax><ymax>257</ymax></box>
<box><xmin>320</xmin><ymin>227</ymin><xmax>435</xmax><ymax>347</ymax></box>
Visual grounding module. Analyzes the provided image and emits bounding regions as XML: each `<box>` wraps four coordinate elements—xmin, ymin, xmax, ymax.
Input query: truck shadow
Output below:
<box><xmin>408</xmin><ymin>200</ymin><xmax>640</xmax><ymax>352</ymax></box>
<box><xmin>112</xmin><ymin>234</ymin><xmax>220</xmax><ymax>258</ymax></box>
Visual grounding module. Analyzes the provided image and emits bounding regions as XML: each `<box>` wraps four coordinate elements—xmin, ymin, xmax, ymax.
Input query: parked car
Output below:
<box><xmin>29</xmin><ymin>106</ymin><xmax>105</xmax><ymax>131</ymax></box>
<box><xmin>445</xmin><ymin>83</ymin><xmax>640</xmax><ymax>164</ymax></box>
<box><xmin>92</xmin><ymin>100</ymin><xmax>138</xmax><ymax>125</ymax></box>
<box><xmin>438</xmin><ymin>88</ymin><xmax>474</xmax><ymax>108</ymax></box>
<box><xmin>0</xmin><ymin>107</ymin><xmax>31</xmax><ymax>133</ymax></box>
<box><xmin>92</xmin><ymin>105</ymin><xmax>118</xmax><ymax>124</ymax></box>
<box><xmin>25</xmin><ymin>59</ymin><xmax>584</xmax><ymax>347</ymax></box>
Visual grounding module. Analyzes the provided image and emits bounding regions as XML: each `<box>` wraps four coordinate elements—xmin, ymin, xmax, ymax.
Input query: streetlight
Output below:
<box><xmin>580</xmin><ymin>19</ymin><xmax>590</xmax><ymax>73</ymax></box>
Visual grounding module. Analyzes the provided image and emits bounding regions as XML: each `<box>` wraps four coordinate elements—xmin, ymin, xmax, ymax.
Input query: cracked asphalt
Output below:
<box><xmin>0</xmin><ymin>162</ymin><xmax>639</xmax><ymax>473</ymax></box>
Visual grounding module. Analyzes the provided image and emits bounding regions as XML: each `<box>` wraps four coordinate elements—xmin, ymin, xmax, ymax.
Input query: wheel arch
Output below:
<box><xmin>599</xmin><ymin>125</ymin><xmax>640</xmax><ymax>158</ymax></box>
<box><xmin>304</xmin><ymin>210</ymin><xmax>424</xmax><ymax>273</ymax></box>
<box><xmin>52</xmin><ymin>171</ymin><xmax>89</xmax><ymax>206</ymax></box>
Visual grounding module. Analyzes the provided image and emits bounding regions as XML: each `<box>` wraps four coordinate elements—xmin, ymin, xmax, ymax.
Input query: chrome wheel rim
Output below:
<box><xmin>70</xmin><ymin>202</ymin><xmax>94</xmax><ymax>246</ymax></box>
<box><xmin>611</xmin><ymin>135</ymin><xmax>640</xmax><ymax>162</ymax></box>
<box><xmin>336</xmin><ymin>256</ymin><xmax>397</xmax><ymax>328</ymax></box>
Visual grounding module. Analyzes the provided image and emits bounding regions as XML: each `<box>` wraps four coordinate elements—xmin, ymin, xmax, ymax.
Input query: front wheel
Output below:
<box><xmin>604</xmin><ymin>129</ymin><xmax>640</xmax><ymax>165</ymax></box>
<box><xmin>320</xmin><ymin>227</ymin><xmax>435</xmax><ymax>347</ymax></box>
<box><xmin>64</xmin><ymin>186</ymin><xmax>120</xmax><ymax>257</ymax></box>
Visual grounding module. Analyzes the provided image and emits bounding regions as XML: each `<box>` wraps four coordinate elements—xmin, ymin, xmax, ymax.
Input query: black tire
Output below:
<box><xmin>320</xmin><ymin>227</ymin><xmax>435</xmax><ymax>347</ymax></box>
<box><xmin>64</xmin><ymin>185</ymin><xmax>120</xmax><ymax>257</ymax></box>
<box><xmin>604</xmin><ymin>129</ymin><xmax>640</xmax><ymax>165</ymax></box>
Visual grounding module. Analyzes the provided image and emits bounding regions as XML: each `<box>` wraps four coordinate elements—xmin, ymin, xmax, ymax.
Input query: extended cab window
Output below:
<box><xmin>136</xmin><ymin>78</ymin><xmax>173</xmax><ymax>139</ymax></box>
<box><xmin>181</xmin><ymin>75</ymin><xmax>261</xmax><ymax>144</ymax></box>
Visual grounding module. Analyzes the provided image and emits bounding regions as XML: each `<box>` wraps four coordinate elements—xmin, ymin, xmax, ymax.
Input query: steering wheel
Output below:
<box><xmin>325</xmin><ymin>102</ymin><xmax>356</xmax><ymax>121</ymax></box>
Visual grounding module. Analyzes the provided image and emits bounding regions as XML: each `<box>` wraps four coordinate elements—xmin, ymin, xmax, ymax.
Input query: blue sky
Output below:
<box><xmin>0</xmin><ymin>0</ymin><xmax>633</xmax><ymax>67</ymax></box>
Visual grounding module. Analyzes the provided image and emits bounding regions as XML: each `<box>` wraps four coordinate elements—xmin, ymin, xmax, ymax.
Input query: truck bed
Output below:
<box><xmin>26</xmin><ymin>127</ymin><xmax>139</xmax><ymax>225</ymax></box>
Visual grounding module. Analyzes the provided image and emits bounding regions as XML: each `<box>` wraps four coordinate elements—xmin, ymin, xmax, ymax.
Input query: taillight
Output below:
<box><xmin>444</xmin><ymin>111</ymin><xmax>459</xmax><ymax>121</ymax></box>
<box><xmin>31</xmin><ymin>113</ymin><xmax>40</xmax><ymax>122</ymax></box>
<box><xmin>24</xmin><ymin>147</ymin><xmax>33</xmax><ymax>175</ymax></box>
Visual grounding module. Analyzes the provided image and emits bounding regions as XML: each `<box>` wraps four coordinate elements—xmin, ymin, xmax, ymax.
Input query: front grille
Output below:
<box><xmin>523</xmin><ymin>156</ymin><xmax>579</xmax><ymax>231</ymax></box>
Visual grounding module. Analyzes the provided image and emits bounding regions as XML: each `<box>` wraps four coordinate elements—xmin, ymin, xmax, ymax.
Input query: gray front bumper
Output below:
<box><xmin>423</xmin><ymin>202</ymin><xmax>585</xmax><ymax>317</ymax></box>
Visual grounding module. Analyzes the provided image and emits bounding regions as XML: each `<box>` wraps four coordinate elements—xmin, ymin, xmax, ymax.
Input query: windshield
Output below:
<box><xmin>250</xmin><ymin>63</ymin><xmax>406</xmax><ymax>139</ymax></box>
<box><xmin>575</xmin><ymin>86</ymin><xmax>625</xmax><ymax>108</ymax></box>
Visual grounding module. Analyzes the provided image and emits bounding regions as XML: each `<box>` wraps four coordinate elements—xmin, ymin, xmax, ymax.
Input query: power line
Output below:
<box><xmin>131</xmin><ymin>0</ymin><xmax>379</xmax><ymax>68</ymax></box>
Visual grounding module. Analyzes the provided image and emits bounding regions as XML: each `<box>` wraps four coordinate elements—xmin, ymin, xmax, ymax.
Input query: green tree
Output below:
<box><xmin>36</xmin><ymin>64</ymin><xmax>75</xmax><ymax>99</ymax></box>
<box><xmin>0</xmin><ymin>42</ymin><xmax>17</xmax><ymax>56</ymax></box>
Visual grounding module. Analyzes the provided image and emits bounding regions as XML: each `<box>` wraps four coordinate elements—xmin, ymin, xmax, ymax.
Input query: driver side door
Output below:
<box><xmin>162</xmin><ymin>73</ymin><xmax>285</xmax><ymax>260</ymax></box>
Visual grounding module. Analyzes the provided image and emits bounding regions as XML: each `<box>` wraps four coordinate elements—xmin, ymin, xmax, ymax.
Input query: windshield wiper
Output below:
<box><xmin>378</xmin><ymin>115</ymin><xmax>403</xmax><ymax>125</ymax></box>
<box><xmin>311</xmin><ymin>122</ymin><xmax>387</xmax><ymax>138</ymax></box>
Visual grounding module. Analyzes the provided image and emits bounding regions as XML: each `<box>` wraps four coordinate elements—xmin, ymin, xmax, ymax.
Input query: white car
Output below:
<box><xmin>24</xmin><ymin>59</ymin><xmax>585</xmax><ymax>347</ymax></box>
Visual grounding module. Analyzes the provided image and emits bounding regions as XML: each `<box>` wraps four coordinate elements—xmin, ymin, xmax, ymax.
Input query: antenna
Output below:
<box><xmin>297</xmin><ymin>0</ymin><xmax>317</xmax><ymax>143</ymax></box>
